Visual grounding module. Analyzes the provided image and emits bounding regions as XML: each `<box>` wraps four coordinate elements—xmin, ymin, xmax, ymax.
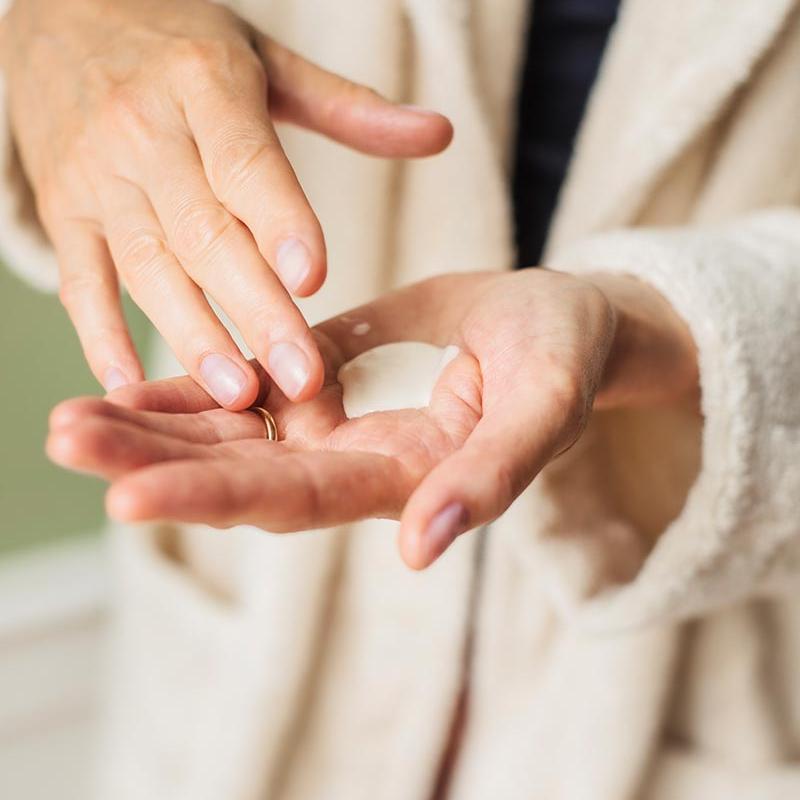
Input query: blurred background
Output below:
<box><xmin>0</xmin><ymin>263</ymin><xmax>151</xmax><ymax>799</ymax></box>
<box><xmin>0</xmin><ymin>263</ymin><xmax>151</xmax><ymax>555</ymax></box>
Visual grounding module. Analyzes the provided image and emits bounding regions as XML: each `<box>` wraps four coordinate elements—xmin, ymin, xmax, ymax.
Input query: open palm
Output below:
<box><xmin>49</xmin><ymin>270</ymin><xmax>622</xmax><ymax>567</ymax></box>
<box><xmin>50</xmin><ymin>334</ymin><xmax>481</xmax><ymax>522</ymax></box>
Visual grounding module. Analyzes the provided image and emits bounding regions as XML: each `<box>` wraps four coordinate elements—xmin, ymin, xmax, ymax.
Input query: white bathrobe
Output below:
<box><xmin>2</xmin><ymin>1</ymin><xmax>800</xmax><ymax>798</ymax></box>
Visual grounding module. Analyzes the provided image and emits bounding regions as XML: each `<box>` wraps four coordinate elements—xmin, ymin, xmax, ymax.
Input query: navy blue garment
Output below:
<box><xmin>512</xmin><ymin>0</ymin><xmax>621</xmax><ymax>267</ymax></box>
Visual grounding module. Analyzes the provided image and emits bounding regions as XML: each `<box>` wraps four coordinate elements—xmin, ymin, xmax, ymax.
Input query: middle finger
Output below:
<box><xmin>143</xmin><ymin>136</ymin><xmax>324</xmax><ymax>402</ymax></box>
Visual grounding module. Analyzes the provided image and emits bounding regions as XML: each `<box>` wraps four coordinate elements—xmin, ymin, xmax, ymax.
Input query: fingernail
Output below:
<box><xmin>423</xmin><ymin>502</ymin><xmax>469</xmax><ymax>563</ymax></box>
<box><xmin>399</xmin><ymin>104</ymin><xmax>442</xmax><ymax>117</ymax></box>
<box><xmin>199</xmin><ymin>353</ymin><xmax>247</xmax><ymax>406</ymax></box>
<box><xmin>276</xmin><ymin>238</ymin><xmax>312</xmax><ymax>294</ymax></box>
<box><xmin>268</xmin><ymin>341</ymin><xmax>310</xmax><ymax>400</ymax></box>
<box><xmin>103</xmin><ymin>367</ymin><xmax>129</xmax><ymax>392</ymax></box>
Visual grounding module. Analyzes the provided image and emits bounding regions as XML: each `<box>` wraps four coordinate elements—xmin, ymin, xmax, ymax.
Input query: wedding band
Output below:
<box><xmin>249</xmin><ymin>406</ymin><xmax>279</xmax><ymax>442</ymax></box>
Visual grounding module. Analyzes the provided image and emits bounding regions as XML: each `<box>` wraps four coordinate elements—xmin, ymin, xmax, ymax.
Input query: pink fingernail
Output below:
<box><xmin>268</xmin><ymin>341</ymin><xmax>310</xmax><ymax>400</ymax></box>
<box><xmin>103</xmin><ymin>367</ymin><xmax>129</xmax><ymax>392</ymax></box>
<box><xmin>200</xmin><ymin>353</ymin><xmax>247</xmax><ymax>406</ymax></box>
<box><xmin>424</xmin><ymin>502</ymin><xmax>469</xmax><ymax>563</ymax></box>
<box><xmin>276</xmin><ymin>238</ymin><xmax>312</xmax><ymax>294</ymax></box>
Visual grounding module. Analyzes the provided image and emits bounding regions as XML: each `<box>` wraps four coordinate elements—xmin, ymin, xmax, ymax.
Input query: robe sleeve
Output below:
<box><xmin>510</xmin><ymin>208</ymin><xmax>800</xmax><ymax>631</ymax></box>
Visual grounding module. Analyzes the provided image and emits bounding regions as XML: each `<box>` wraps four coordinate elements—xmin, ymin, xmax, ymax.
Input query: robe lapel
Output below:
<box><xmin>548</xmin><ymin>0</ymin><xmax>798</xmax><ymax>249</ymax></box>
<box><xmin>397</xmin><ymin>0</ymin><xmax>529</xmax><ymax>280</ymax></box>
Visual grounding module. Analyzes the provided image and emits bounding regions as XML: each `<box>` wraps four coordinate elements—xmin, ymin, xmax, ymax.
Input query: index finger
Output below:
<box><xmin>183</xmin><ymin>66</ymin><xmax>327</xmax><ymax>298</ymax></box>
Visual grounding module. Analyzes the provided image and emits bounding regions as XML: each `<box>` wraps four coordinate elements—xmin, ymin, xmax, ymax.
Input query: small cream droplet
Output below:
<box><xmin>352</xmin><ymin>322</ymin><xmax>371</xmax><ymax>336</ymax></box>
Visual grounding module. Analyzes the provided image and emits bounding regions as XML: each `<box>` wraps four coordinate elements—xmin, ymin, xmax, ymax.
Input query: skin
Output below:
<box><xmin>1</xmin><ymin>0</ymin><xmax>452</xmax><ymax>405</ymax></box>
<box><xmin>47</xmin><ymin>269</ymin><xmax>699</xmax><ymax>570</ymax></box>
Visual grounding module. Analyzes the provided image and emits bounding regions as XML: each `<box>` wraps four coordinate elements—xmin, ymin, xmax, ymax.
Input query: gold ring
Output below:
<box><xmin>249</xmin><ymin>406</ymin><xmax>279</xmax><ymax>442</ymax></box>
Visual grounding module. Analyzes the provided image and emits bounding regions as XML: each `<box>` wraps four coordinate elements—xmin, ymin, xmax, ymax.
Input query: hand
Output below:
<box><xmin>2</xmin><ymin>0</ymin><xmax>452</xmax><ymax>404</ymax></box>
<box><xmin>47</xmin><ymin>270</ymin><xmax>698</xmax><ymax>569</ymax></box>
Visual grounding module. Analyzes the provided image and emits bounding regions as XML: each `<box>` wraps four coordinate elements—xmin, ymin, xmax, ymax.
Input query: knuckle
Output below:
<box><xmin>58</xmin><ymin>272</ymin><xmax>99</xmax><ymax>310</ymax></box>
<box><xmin>169</xmin><ymin>37</ymin><xmax>254</xmax><ymax>81</ymax></box>
<box><xmin>262</xmin><ymin>40</ymin><xmax>294</xmax><ymax>74</ymax></box>
<box><xmin>171</xmin><ymin>200</ymin><xmax>237</xmax><ymax>262</ymax></box>
<box><xmin>40</xmin><ymin>165</ymin><xmax>96</xmax><ymax>224</ymax></box>
<box><xmin>171</xmin><ymin>38</ymin><xmax>223</xmax><ymax>73</ymax></box>
<box><xmin>246</xmin><ymin>305</ymin><xmax>303</xmax><ymax>353</ymax></box>
<box><xmin>99</xmin><ymin>86</ymin><xmax>156</xmax><ymax>146</ymax></box>
<box><xmin>248</xmin><ymin>284</ymin><xmax>303</xmax><ymax>330</ymax></box>
<box><xmin>58</xmin><ymin>275</ymin><xmax>87</xmax><ymax>310</ymax></box>
<box><xmin>116</xmin><ymin>229</ymin><xmax>170</xmax><ymax>278</ymax></box>
<box><xmin>236</xmin><ymin>48</ymin><xmax>268</xmax><ymax>88</ymax></box>
<box><xmin>79</xmin><ymin>55</ymin><xmax>117</xmax><ymax>99</ymax></box>
<box><xmin>246</xmin><ymin>303</ymin><xmax>282</xmax><ymax>340</ymax></box>
<box><xmin>209</xmin><ymin>130</ymin><xmax>270</xmax><ymax>196</ymax></box>
<box><xmin>75</xmin><ymin>56</ymin><xmax>159</xmax><ymax>150</ymax></box>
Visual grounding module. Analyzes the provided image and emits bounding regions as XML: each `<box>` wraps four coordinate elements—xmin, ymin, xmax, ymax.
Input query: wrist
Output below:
<box><xmin>584</xmin><ymin>272</ymin><xmax>699</xmax><ymax>411</ymax></box>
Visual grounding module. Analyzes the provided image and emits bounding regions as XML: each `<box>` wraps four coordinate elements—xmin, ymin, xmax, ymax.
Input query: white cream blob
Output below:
<box><xmin>338</xmin><ymin>342</ymin><xmax>460</xmax><ymax>418</ymax></box>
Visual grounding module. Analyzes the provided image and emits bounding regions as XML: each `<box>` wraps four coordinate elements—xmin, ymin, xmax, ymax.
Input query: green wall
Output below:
<box><xmin>0</xmin><ymin>264</ymin><xmax>152</xmax><ymax>556</ymax></box>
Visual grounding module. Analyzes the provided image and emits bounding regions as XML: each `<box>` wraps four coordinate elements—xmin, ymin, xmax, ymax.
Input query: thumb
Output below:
<box><xmin>254</xmin><ymin>36</ymin><xmax>454</xmax><ymax>158</ymax></box>
<box><xmin>398</xmin><ymin>378</ymin><xmax>588</xmax><ymax>570</ymax></box>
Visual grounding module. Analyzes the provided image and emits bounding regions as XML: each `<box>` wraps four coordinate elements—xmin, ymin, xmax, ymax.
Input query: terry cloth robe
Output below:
<box><xmin>2</xmin><ymin>1</ymin><xmax>800</xmax><ymax>798</ymax></box>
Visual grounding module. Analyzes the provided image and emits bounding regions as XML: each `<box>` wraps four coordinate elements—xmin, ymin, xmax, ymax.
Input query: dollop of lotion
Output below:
<box><xmin>338</xmin><ymin>342</ymin><xmax>460</xmax><ymax>418</ymax></box>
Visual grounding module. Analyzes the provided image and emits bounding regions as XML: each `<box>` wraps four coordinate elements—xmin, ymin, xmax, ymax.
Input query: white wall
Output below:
<box><xmin>0</xmin><ymin>538</ymin><xmax>108</xmax><ymax>799</ymax></box>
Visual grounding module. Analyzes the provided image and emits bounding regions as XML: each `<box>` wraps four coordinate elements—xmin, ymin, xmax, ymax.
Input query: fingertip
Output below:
<box><xmin>301</xmin><ymin>345</ymin><xmax>327</xmax><ymax>401</ymax></box>
<box><xmin>400</xmin><ymin>499</ymin><xmax>469</xmax><ymax>570</ymax></box>
<box><xmin>291</xmin><ymin>253</ymin><xmax>327</xmax><ymax>298</ymax></box>
<box><xmin>49</xmin><ymin>404</ymin><xmax>75</xmax><ymax>432</ymax></box>
<box><xmin>290</xmin><ymin>361</ymin><xmax>325</xmax><ymax>403</ymax></box>
<box><xmin>218</xmin><ymin>366</ymin><xmax>261</xmax><ymax>411</ymax></box>
<box><xmin>267</xmin><ymin>340</ymin><xmax>325</xmax><ymax>403</ymax></box>
<box><xmin>398</xmin><ymin>500</ymin><xmax>439</xmax><ymax>571</ymax></box>
<box><xmin>198</xmin><ymin>353</ymin><xmax>260</xmax><ymax>410</ymax></box>
<box><xmin>304</xmin><ymin>91</ymin><xmax>455</xmax><ymax>158</ymax></box>
<box><xmin>49</xmin><ymin>397</ymin><xmax>105</xmax><ymax>431</ymax></box>
<box><xmin>47</xmin><ymin>417</ymin><xmax>120</xmax><ymax>474</ymax></box>
<box><xmin>434</xmin><ymin>115</ymin><xmax>455</xmax><ymax>152</ymax></box>
<box><xmin>46</xmin><ymin>429</ymin><xmax>83</xmax><ymax>470</ymax></box>
<box><xmin>397</xmin><ymin>524</ymin><xmax>430</xmax><ymax>571</ymax></box>
<box><xmin>101</xmin><ymin>366</ymin><xmax>132</xmax><ymax>393</ymax></box>
<box><xmin>400</xmin><ymin>107</ymin><xmax>454</xmax><ymax>152</ymax></box>
<box><xmin>390</xmin><ymin>107</ymin><xmax>454</xmax><ymax>157</ymax></box>
<box><xmin>274</xmin><ymin>236</ymin><xmax>327</xmax><ymax>298</ymax></box>
<box><xmin>106</xmin><ymin>482</ymin><xmax>145</xmax><ymax>522</ymax></box>
<box><xmin>81</xmin><ymin>336</ymin><xmax>144</xmax><ymax>394</ymax></box>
